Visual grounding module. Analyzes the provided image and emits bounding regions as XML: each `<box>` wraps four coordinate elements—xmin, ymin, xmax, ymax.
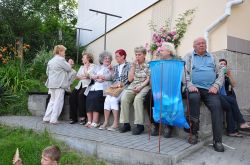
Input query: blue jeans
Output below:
<box><xmin>189</xmin><ymin>88</ymin><xmax>223</xmax><ymax>142</ymax></box>
<box><xmin>220</xmin><ymin>95</ymin><xmax>245</xmax><ymax>133</ymax></box>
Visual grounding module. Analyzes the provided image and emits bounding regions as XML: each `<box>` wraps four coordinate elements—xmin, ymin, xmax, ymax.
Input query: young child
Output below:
<box><xmin>41</xmin><ymin>145</ymin><xmax>61</xmax><ymax>165</ymax></box>
<box><xmin>13</xmin><ymin>145</ymin><xmax>61</xmax><ymax>165</ymax></box>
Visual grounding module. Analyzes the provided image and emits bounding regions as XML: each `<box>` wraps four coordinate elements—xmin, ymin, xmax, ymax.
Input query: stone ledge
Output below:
<box><xmin>28</xmin><ymin>93</ymin><xmax>212</xmax><ymax>140</ymax></box>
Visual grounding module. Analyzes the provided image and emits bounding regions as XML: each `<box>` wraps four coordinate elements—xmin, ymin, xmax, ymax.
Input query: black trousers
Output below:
<box><xmin>220</xmin><ymin>95</ymin><xmax>245</xmax><ymax>133</ymax></box>
<box><xmin>189</xmin><ymin>88</ymin><xmax>223</xmax><ymax>142</ymax></box>
<box><xmin>69</xmin><ymin>87</ymin><xmax>87</xmax><ymax>121</ymax></box>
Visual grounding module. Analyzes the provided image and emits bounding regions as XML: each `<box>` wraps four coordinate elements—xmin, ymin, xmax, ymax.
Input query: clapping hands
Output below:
<box><xmin>68</xmin><ymin>58</ymin><xmax>74</xmax><ymax>67</ymax></box>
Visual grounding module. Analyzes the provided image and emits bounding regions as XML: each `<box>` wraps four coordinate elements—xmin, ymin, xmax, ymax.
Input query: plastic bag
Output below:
<box><xmin>149</xmin><ymin>60</ymin><xmax>189</xmax><ymax>129</ymax></box>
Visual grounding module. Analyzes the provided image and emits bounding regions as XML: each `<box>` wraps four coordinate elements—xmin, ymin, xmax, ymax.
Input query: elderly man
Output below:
<box><xmin>184</xmin><ymin>37</ymin><xmax>225</xmax><ymax>152</ymax></box>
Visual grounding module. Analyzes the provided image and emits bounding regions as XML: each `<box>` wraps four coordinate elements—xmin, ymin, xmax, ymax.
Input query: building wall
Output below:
<box><xmin>86</xmin><ymin>0</ymin><xmax>249</xmax><ymax>60</ymax></box>
<box><xmin>226</xmin><ymin>0</ymin><xmax>250</xmax><ymax>54</ymax></box>
<box><xmin>86</xmin><ymin>7</ymin><xmax>153</xmax><ymax>63</ymax></box>
<box><xmin>84</xmin><ymin>0</ymin><xmax>250</xmax><ymax>110</ymax></box>
<box><xmin>227</xmin><ymin>0</ymin><xmax>250</xmax><ymax>41</ymax></box>
<box><xmin>214</xmin><ymin>50</ymin><xmax>250</xmax><ymax>110</ymax></box>
<box><xmin>171</xmin><ymin>0</ymin><xmax>227</xmax><ymax>55</ymax></box>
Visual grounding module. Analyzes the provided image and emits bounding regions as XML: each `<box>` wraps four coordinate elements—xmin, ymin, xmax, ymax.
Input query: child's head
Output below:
<box><xmin>41</xmin><ymin>145</ymin><xmax>61</xmax><ymax>165</ymax></box>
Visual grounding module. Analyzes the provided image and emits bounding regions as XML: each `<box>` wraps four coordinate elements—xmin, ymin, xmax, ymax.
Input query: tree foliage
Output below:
<box><xmin>0</xmin><ymin>0</ymin><xmax>77</xmax><ymax>61</ymax></box>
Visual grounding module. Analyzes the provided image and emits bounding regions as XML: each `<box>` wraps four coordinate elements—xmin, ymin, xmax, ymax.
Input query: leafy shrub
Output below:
<box><xmin>0</xmin><ymin>85</ymin><xmax>18</xmax><ymax>111</ymax></box>
<box><xmin>0</xmin><ymin>60</ymin><xmax>45</xmax><ymax>93</ymax></box>
<box><xmin>0</xmin><ymin>59</ymin><xmax>47</xmax><ymax>115</ymax></box>
<box><xmin>29</xmin><ymin>49</ymin><xmax>52</xmax><ymax>81</ymax></box>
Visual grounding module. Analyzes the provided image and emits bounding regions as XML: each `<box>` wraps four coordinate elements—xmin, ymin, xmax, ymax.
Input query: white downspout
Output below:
<box><xmin>204</xmin><ymin>0</ymin><xmax>244</xmax><ymax>50</ymax></box>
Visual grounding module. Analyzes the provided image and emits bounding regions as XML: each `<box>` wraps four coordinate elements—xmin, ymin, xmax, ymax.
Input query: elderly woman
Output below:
<box><xmin>148</xmin><ymin>42</ymin><xmax>179</xmax><ymax>138</ymax></box>
<box><xmin>119</xmin><ymin>46</ymin><xmax>150</xmax><ymax>135</ymax></box>
<box><xmin>43</xmin><ymin>45</ymin><xmax>74</xmax><ymax>124</ymax></box>
<box><xmin>84</xmin><ymin>51</ymin><xmax>113</xmax><ymax>128</ymax></box>
<box><xmin>99</xmin><ymin>49</ymin><xmax>131</xmax><ymax>131</ymax></box>
<box><xmin>69</xmin><ymin>52</ymin><xmax>95</xmax><ymax>125</ymax></box>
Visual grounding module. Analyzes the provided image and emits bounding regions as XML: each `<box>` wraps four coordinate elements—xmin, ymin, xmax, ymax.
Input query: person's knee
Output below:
<box><xmin>134</xmin><ymin>94</ymin><xmax>144</xmax><ymax>102</ymax></box>
<box><xmin>121</xmin><ymin>93</ymin><xmax>128</xmax><ymax>102</ymax></box>
<box><xmin>189</xmin><ymin>93</ymin><xmax>200</xmax><ymax>101</ymax></box>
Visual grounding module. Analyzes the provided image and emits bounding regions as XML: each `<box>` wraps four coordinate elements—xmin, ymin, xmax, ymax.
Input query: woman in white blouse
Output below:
<box><xmin>84</xmin><ymin>51</ymin><xmax>113</xmax><ymax>128</ymax></box>
<box><xmin>69</xmin><ymin>52</ymin><xmax>95</xmax><ymax>125</ymax></box>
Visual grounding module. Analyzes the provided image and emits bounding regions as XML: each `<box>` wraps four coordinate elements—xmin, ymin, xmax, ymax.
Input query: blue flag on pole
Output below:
<box><xmin>149</xmin><ymin>60</ymin><xmax>189</xmax><ymax>129</ymax></box>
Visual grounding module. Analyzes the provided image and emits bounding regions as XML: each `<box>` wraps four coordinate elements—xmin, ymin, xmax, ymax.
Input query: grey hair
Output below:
<box><xmin>134</xmin><ymin>46</ymin><xmax>147</xmax><ymax>55</ymax></box>
<box><xmin>193</xmin><ymin>37</ymin><xmax>206</xmax><ymax>46</ymax></box>
<box><xmin>99</xmin><ymin>51</ymin><xmax>113</xmax><ymax>64</ymax></box>
<box><xmin>161</xmin><ymin>42</ymin><xmax>176</xmax><ymax>56</ymax></box>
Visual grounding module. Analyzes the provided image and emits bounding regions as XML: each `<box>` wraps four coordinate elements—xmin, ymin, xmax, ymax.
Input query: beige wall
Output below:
<box><xmin>227</xmin><ymin>0</ymin><xmax>250</xmax><ymax>41</ymax></box>
<box><xmin>87</xmin><ymin>6</ymin><xmax>154</xmax><ymax>64</ymax></box>
<box><xmin>86</xmin><ymin>0</ymin><xmax>249</xmax><ymax>62</ymax></box>
<box><xmin>172</xmin><ymin>0</ymin><xmax>227</xmax><ymax>55</ymax></box>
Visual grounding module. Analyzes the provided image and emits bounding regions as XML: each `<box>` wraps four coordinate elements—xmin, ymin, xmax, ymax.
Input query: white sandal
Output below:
<box><xmin>85</xmin><ymin>122</ymin><xmax>91</xmax><ymax>128</ymax></box>
<box><xmin>91</xmin><ymin>122</ymin><xmax>100</xmax><ymax>128</ymax></box>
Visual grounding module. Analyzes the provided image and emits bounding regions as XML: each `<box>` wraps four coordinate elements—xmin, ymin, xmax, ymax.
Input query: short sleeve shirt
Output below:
<box><xmin>127</xmin><ymin>62</ymin><xmax>150</xmax><ymax>89</ymax></box>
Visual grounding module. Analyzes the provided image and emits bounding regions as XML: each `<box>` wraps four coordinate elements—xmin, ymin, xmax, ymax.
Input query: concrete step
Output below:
<box><xmin>0</xmin><ymin>116</ymin><xmax>209</xmax><ymax>165</ymax></box>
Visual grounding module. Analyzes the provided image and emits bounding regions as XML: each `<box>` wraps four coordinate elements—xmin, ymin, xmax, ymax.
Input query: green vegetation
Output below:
<box><xmin>0</xmin><ymin>49</ymin><xmax>51</xmax><ymax>115</ymax></box>
<box><xmin>0</xmin><ymin>0</ymin><xmax>82</xmax><ymax>115</ymax></box>
<box><xmin>0</xmin><ymin>0</ymin><xmax>78</xmax><ymax>61</ymax></box>
<box><xmin>0</xmin><ymin>125</ymin><xmax>106</xmax><ymax>165</ymax></box>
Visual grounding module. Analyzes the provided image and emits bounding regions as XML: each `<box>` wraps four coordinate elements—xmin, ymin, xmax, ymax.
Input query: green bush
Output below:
<box><xmin>0</xmin><ymin>60</ymin><xmax>45</xmax><ymax>93</ymax></box>
<box><xmin>30</xmin><ymin>49</ymin><xmax>52</xmax><ymax>82</ymax></box>
<box><xmin>0</xmin><ymin>59</ymin><xmax>47</xmax><ymax>115</ymax></box>
<box><xmin>0</xmin><ymin>85</ymin><xmax>18</xmax><ymax>110</ymax></box>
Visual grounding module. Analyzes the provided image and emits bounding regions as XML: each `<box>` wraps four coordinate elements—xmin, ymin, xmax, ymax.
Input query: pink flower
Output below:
<box><xmin>171</xmin><ymin>31</ymin><xmax>176</xmax><ymax>35</ymax></box>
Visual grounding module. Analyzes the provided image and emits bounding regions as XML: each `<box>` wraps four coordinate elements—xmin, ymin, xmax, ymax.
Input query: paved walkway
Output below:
<box><xmin>1</xmin><ymin>116</ymin><xmax>250</xmax><ymax>165</ymax></box>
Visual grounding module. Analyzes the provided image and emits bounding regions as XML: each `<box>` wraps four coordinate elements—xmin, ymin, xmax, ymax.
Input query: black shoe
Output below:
<box><xmin>151</xmin><ymin>126</ymin><xmax>159</xmax><ymax>136</ymax></box>
<box><xmin>70</xmin><ymin>120</ymin><xmax>77</xmax><ymax>124</ymax></box>
<box><xmin>119</xmin><ymin>123</ymin><xmax>131</xmax><ymax>133</ymax></box>
<box><xmin>213</xmin><ymin>142</ymin><xmax>224</xmax><ymax>152</ymax></box>
<box><xmin>132</xmin><ymin>124</ymin><xmax>144</xmax><ymax>135</ymax></box>
<box><xmin>79</xmin><ymin>118</ymin><xmax>86</xmax><ymax>125</ymax></box>
<box><xmin>163</xmin><ymin>126</ymin><xmax>173</xmax><ymax>138</ymax></box>
<box><xmin>188</xmin><ymin>134</ymin><xmax>198</xmax><ymax>144</ymax></box>
<box><xmin>183</xmin><ymin>127</ymin><xmax>191</xmax><ymax>133</ymax></box>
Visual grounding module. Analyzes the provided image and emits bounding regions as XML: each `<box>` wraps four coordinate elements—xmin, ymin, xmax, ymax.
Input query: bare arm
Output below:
<box><xmin>227</xmin><ymin>70</ymin><xmax>236</xmax><ymax>87</ymax></box>
<box><xmin>128</xmin><ymin>65</ymin><xmax>135</xmax><ymax>82</ymax></box>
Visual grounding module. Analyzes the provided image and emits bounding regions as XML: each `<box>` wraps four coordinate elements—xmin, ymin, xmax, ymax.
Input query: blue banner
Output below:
<box><xmin>149</xmin><ymin>60</ymin><xmax>189</xmax><ymax>128</ymax></box>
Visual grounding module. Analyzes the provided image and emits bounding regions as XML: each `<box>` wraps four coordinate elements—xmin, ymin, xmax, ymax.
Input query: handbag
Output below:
<box><xmin>105</xmin><ymin>86</ymin><xmax>125</xmax><ymax>97</ymax></box>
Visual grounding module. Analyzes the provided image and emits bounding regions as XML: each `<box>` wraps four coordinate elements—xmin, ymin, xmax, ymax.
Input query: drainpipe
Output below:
<box><xmin>204</xmin><ymin>0</ymin><xmax>244</xmax><ymax>50</ymax></box>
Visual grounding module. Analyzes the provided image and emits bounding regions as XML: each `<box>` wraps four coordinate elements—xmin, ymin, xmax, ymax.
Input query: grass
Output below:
<box><xmin>0</xmin><ymin>125</ymin><xmax>106</xmax><ymax>165</ymax></box>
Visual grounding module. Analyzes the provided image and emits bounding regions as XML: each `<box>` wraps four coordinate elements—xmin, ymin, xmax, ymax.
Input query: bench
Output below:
<box><xmin>28</xmin><ymin>92</ymin><xmax>212</xmax><ymax>140</ymax></box>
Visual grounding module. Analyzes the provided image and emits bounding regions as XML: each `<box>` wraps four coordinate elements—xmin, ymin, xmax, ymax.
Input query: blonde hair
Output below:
<box><xmin>53</xmin><ymin>45</ymin><xmax>66</xmax><ymax>55</ymax></box>
<box><xmin>42</xmin><ymin>145</ymin><xmax>61</xmax><ymax>161</ymax></box>
<box><xmin>161</xmin><ymin>42</ymin><xmax>176</xmax><ymax>56</ymax></box>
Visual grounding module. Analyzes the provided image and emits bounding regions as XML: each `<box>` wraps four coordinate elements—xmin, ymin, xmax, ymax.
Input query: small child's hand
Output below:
<box><xmin>13</xmin><ymin>158</ymin><xmax>22</xmax><ymax>165</ymax></box>
<box><xmin>13</xmin><ymin>148</ymin><xmax>22</xmax><ymax>165</ymax></box>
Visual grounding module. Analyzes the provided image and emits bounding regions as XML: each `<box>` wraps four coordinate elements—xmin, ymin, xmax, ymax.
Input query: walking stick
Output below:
<box><xmin>148</xmin><ymin>81</ymin><xmax>153</xmax><ymax>141</ymax></box>
<box><xmin>184</xmin><ymin>66</ymin><xmax>193</xmax><ymax>141</ymax></box>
